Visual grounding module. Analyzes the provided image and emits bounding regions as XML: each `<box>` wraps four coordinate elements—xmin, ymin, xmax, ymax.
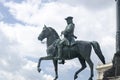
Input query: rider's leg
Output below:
<box><xmin>54</xmin><ymin>41</ymin><xmax>65</xmax><ymax>64</ymax></box>
<box><xmin>57</xmin><ymin>42</ymin><xmax>63</xmax><ymax>59</ymax></box>
<box><xmin>58</xmin><ymin>42</ymin><xmax>66</xmax><ymax>64</ymax></box>
<box><xmin>54</xmin><ymin>40</ymin><xmax>63</xmax><ymax>59</ymax></box>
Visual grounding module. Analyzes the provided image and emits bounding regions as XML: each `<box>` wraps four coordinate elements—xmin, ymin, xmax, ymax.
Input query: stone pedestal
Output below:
<box><xmin>103</xmin><ymin>52</ymin><xmax>120</xmax><ymax>80</ymax></box>
<box><xmin>108</xmin><ymin>76</ymin><xmax>120</xmax><ymax>80</ymax></box>
<box><xmin>96</xmin><ymin>63</ymin><xmax>112</xmax><ymax>80</ymax></box>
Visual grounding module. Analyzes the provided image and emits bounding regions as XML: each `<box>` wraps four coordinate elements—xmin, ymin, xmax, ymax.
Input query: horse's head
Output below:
<box><xmin>38</xmin><ymin>25</ymin><xmax>51</xmax><ymax>41</ymax></box>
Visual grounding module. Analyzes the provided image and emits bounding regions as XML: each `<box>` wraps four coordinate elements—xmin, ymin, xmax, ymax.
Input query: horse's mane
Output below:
<box><xmin>48</xmin><ymin>27</ymin><xmax>59</xmax><ymax>39</ymax></box>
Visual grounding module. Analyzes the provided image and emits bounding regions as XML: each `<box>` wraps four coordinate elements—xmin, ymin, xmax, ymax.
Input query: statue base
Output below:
<box><xmin>103</xmin><ymin>51</ymin><xmax>120</xmax><ymax>80</ymax></box>
<box><xmin>107</xmin><ymin>76</ymin><xmax>120</xmax><ymax>80</ymax></box>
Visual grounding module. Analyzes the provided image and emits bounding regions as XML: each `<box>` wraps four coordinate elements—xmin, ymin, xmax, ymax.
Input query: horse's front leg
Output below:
<box><xmin>37</xmin><ymin>57</ymin><xmax>42</xmax><ymax>72</ymax></box>
<box><xmin>37</xmin><ymin>56</ymin><xmax>54</xmax><ymax>73</ymax></box>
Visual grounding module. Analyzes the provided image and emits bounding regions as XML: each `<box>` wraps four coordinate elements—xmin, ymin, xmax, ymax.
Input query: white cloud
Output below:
<box><xmin>3</xmin><ymin>0</ymin><xmax>43</xmax><ymax>25</ymax></box>
<box><xmin>0</xmin><ymin>22</ymin><xmax>47</xmax><ymax>57</ymax></box>
<box><xmin>0</xmin><ymin>25</ymin><xmax>53</xmax><ymax>79</ymax></box>
<box><xmin>57</xmin><ymin>0</ymin><xmax>114</xmax><ymax>10</ymax></box>
<box><xmin>0</xmin><ymin>71</ymin><xmax>26</xmax><ymax>80</ymax></box>
<box><xmin>0</xmin><ymin>21</ymin><xmax>55</xmax><ymax>80</ymax></box>
<box><xmin>0</xmin><ymin>60</ymin><xmax>54</xmax><ymax>80</ymax></box>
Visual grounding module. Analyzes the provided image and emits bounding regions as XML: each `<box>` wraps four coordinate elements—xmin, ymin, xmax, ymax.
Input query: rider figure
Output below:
<box><xmin>55</xmin><ymin>16</ymin><xmax>77</xmax><ymax>64</ymax></box>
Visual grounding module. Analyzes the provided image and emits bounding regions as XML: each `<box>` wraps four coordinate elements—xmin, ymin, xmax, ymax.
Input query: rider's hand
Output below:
<box><xmin>60</xmin><ymin>31</ymin><xmax>64</xmax><ymax>36</ymax></box>
<box><xmin>61</xmin><ymin>31</ymin><xmax>64</xmax><ymax>34</ymax></box>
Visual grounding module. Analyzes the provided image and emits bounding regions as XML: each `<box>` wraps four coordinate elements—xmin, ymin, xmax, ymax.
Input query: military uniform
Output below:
<box><xmin>61</xmin><ymin>22</ymin><xmax>76</xmax><ymax>46</ymax></box>
<box><xmin>55</xmin><ymin>16</ymin><xmax>77</xmax><ymax>64</ymax></box>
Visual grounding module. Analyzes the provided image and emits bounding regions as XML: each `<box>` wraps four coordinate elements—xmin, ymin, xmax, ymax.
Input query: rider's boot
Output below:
<box><xmin>58</xmin><ymin>45</ymin><xmax>65</xmax><ymax>64</ymax></box>
<box><xmin>54</xmin><ymin>44</ymin><xmax>62</xmax><ymax>60</ymax></box>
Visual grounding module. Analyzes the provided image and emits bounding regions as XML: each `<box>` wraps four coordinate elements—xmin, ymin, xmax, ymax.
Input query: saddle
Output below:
<box><xmin>47</xmin><ymin>39</ymin><xmax>77</xmax><ymax>59</ymax></box>
<box><xmin>62</xmin><ymin>43</ymin><xmax>77</xmax><ymax>59</ymax></box>
<box><xmin>59</xmin><ymin>40</ymin><xmax>77</xmax><ymax>59</ymax></box>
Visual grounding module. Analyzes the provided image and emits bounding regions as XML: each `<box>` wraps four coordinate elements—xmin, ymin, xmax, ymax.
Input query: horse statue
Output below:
<box><xmin>37</xmin><ymin>25</ymin><xmax>106</xmax><ymax>80</ymax></box>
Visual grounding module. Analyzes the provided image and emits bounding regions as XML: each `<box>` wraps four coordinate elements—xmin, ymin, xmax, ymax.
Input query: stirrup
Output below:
<box><xmin>59</xmin><ymin>60</ymin><xmax>65</xmax><ymax>64</ymax></box>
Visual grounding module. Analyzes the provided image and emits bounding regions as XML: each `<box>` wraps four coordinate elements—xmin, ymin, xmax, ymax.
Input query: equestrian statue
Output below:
<box><xmin>37</xmin><ymin>16</ymin><xmax>106</xmax><ymax>80</ymax></box>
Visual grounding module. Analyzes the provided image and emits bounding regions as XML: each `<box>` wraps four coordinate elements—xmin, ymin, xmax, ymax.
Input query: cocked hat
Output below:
<box><xmin>65</xmin><ymin>16</ymin><xmax>73</xmax><ymax>20</ymax></box>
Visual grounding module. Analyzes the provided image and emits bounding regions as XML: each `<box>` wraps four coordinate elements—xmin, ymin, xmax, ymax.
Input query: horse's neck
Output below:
<box><xmin>47</xmin><ymin>34</ymin><xmax>59</xmax><ymax>47</ymax></box>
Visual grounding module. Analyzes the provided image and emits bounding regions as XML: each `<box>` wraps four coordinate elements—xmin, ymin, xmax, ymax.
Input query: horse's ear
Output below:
<box><xmin>44</xmin><ymin>24</ymin><xmax>47</xmax><ymax>28</ymax></box>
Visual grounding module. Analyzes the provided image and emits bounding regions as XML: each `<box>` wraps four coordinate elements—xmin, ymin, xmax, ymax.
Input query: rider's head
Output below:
<box><xmin>65</xmin><ymin>16</ymin><xmax>73</xmax><ymax>24</ymax></box>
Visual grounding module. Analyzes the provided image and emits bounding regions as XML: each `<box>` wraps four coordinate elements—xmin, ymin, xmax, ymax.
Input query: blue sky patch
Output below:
<box><xmin>5</xmin><ymin>0</ymin><xmax>24</xmax><ymax>3</ymax></box>
<box><xmin>0</xmin><ymin>1</ymin><xmax>25</xmax><ymax>25</ymax></box>
<box><xmin>41</xmin><ymin>0</ymin><xmax>57</xmax><ymax>3</ymax></box>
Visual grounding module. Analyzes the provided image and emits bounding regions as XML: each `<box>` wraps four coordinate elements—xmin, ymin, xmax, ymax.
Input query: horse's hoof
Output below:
<box><xmin>88</xmin><ymin>77</ymin><xmax>93</xmax><ymax>80</ymax></box>
<box><xmin>37</xmin><ymin>68</ymin><xmax>41</xmax><ymax>73</ymax></box>
<box><xmin>54</xmin><ymin>76</ymin><xmax>58</xmax><ymax>80</ymax></box>
<box><xmin>74</xmin><ymin>75</ymin><xmax>78</xmax><ymax>80</ymax></box>
<box><xmin>54</xmin><ymin>78</ymin><xmax>57</xmax><ymax>80</ymax></box>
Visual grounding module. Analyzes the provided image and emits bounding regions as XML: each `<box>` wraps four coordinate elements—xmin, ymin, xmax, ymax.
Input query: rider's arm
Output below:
<box><xmin>64</xmin><ymin>23</ymin><xmax>74</xmax><ymax>34</ymax></box>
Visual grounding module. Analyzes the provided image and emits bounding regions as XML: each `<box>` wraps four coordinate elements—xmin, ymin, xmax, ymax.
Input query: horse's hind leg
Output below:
<box><xmin>86</xmin><ymin>58</ymin><xmax>94</xmax><ymax>80</ymax></box>
<box><xmin>53</xmin><ymin>60</ymin><xmax>58</xmax><ymax>80</ymax></box>
<box><xmin>74</xmin><ymin>57</ymin><xmax>86</xmax><ymax>80</ymax></box>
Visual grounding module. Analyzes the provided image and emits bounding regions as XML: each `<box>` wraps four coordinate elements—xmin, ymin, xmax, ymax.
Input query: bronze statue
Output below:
<box><xmin>37</xmin><ymin>17</ymin><xmax>105</xmax><ymax>80</ymax></box>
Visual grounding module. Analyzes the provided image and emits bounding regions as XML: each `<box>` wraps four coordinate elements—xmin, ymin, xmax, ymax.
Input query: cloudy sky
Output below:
<box><xmin>0</xmin><ymin>0</ymin><xmax>117</xmax><ymax>80</ymax></box>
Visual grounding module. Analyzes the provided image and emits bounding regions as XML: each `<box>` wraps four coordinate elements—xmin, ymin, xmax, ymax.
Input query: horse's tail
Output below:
<box><xmin>91</xmin><ymin>41</ymin><xmax>106</xmax><ymax>64</ymax></box>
